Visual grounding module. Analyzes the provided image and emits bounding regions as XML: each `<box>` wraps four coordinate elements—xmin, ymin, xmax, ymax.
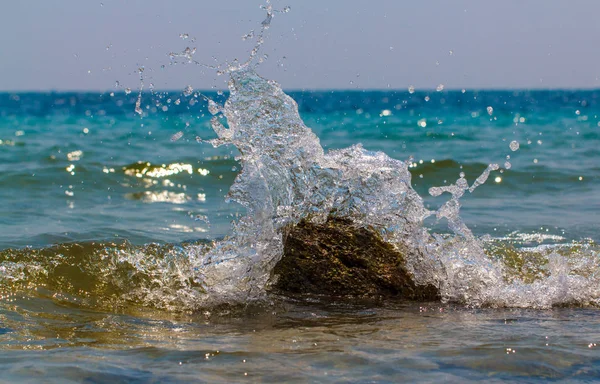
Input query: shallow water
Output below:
<box><xmin>1</xmin><ymin>297</ymin><xmax>599</xmax><ymax>383</ymax></box>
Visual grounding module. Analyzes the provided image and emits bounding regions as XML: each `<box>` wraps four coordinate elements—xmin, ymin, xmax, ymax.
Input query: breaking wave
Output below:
<box><xmin>2</xmin><ymin>3</ymin><xmax>599</xmax><ymax>312</ymax></box>
<box><xmin>2</xmin><ymin>67</ymin><xmax>600</xmax><ymax>312</ymax></box>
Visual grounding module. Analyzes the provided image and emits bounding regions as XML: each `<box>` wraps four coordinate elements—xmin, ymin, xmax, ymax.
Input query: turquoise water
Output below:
<box><xmin>1</xmin><ymin>86</ymin><xmax>600</xmax><ymax>381</ymax></box>
<box><xmin>1</xmin><ymin>89</ymin><xmax>597</xmax><ymax>246</ymax></box>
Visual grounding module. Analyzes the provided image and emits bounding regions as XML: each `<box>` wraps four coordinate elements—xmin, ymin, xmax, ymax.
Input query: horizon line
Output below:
<box><xmin>2</xmin><ymin>86</ymin><xmax>600</xmax><ymax>94</ymax></box>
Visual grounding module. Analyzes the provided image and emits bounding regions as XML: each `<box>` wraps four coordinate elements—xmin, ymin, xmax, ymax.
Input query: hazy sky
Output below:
<box><xmin>1</xmin><ymin>0</ymin><xmax>600</xmax><ymax>91</ymax></box>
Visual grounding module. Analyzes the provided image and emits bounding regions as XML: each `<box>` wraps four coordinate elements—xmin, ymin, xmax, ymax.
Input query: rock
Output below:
<box><xmin>272</xmin><ymin>217</ymin><xmax>440</xmax><ymax>300</ymax></box>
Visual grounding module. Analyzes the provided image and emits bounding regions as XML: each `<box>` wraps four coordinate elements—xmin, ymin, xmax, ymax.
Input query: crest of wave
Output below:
<box><xmin>194</xmin><ymin>67</ymin><xmax>440</xmax><ymax>306</ymax></box>
<box><xmin>188</xmin><ymin>67</ymin><xmax>600</xmax><ymax>309</ymax></box>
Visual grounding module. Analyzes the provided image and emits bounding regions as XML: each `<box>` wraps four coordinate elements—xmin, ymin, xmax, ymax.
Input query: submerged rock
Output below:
<box><xmin>272</xmin><ymin>217</ymin><xmax>440</xmax><ymax>300</ymax></box>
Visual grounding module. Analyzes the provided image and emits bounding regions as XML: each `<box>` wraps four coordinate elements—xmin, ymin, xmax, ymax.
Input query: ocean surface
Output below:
<box><xmin>1</xmin><ymin>83</ymin><xmax>599</xmax><ymax>382</ymax></box>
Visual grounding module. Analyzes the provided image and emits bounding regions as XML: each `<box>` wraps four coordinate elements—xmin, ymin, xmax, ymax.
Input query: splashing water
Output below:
<box><xmin>2</xmin><ymin>2</ymin><xmax>599</xmax><ymax>312</ymax></box>
<box><xmin>134</xmin><ymin>67</ymin><xmax>144</xmax><ymax>116</ymax></box>
<box><xmin>181</xmin><ymin>66</ymin><xmax>599</xmax><ymax>309</ymax></box>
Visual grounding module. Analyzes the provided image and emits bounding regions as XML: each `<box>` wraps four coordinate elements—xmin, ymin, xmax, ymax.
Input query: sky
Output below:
<box><xmin>1</xmin><ymin>0</ymin><xmax>600</xmax><ymax>91</ymax></box>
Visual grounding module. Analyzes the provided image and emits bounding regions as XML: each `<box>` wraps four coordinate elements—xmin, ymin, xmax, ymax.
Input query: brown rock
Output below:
<box><xmin>272</xmin><ymin>217</ymin><xmax>439</xmax><ymax>300</ymax></box>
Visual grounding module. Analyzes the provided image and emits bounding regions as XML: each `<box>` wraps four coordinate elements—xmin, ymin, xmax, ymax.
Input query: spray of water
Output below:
<box><xmin>183</xmin><ymin>3</ymin><xmax>600</xmax><ymax>309</ymax></box>
<box><xmin>185</xmin><ymin>62</ymin><xmax>600</xmax><ymax>309</ymax></box>
<box><xmin>1</xmin><ymin>1</ymin><xmax>599</xmax><ymax>311</ymax></box>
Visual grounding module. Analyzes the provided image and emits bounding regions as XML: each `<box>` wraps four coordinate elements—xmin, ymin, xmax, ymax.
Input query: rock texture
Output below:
<box><xmin>272</xmin><ymin>217</ymin><xmax>439</xmax><ymax>300</ymax></box>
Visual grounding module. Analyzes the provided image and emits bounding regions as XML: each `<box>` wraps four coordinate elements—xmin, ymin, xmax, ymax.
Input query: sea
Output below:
<box><xmin>0</xmin><ymin>73</ymin><xmax>599</xmax><ymax>382</ymax></box>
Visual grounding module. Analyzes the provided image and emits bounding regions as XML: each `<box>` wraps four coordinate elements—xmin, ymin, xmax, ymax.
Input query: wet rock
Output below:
<box><xmin>272</xmin><ymin>217</ymin><xmax>440</xmax><ymax>300</ymax></box>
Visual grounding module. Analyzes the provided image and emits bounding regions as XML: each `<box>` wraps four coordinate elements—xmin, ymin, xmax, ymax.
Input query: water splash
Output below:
<box><xmin>185</xmin><ymin>67</ymin><xmax>600</xmax><ymax>309</ymax></box>
<box><xmin>2</xmin><ymin>2</ymin><xmax>599</xmax><ymax>312</ymax></box>
<box><xmin>134</xmin><ymin>67</ymin><xmax>144</xmax><ymax>116</ymax></box>
<box><xmin>1</xmin><ymin>67</ymin><xmax>599</xmax><ymax>311</ymax></box>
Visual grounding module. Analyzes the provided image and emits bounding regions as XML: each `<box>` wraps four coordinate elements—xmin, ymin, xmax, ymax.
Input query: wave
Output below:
<box><xmin>2</xmin><ymin>68</ymin><xmax>600</xmax><ymax>311</ymax></box>
<box><xmin>0</xmin><ymin>241</ymin><xmax>210</xmax><ymax>312</ymax></box>
<box><xmin>0</xmin><ymin>237</ymin><xmax>597</xmax><ymax>313</ymax></box>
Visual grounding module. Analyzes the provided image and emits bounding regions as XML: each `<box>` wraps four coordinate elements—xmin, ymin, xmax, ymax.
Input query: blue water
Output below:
<box><xmin>1</xmin><ymin>89</ymin><xmax>598</xmax><ymax>247</ymax></box>
<box><xmin>1</xmin><ymin>88</ymin><xmax>599</xmax><ymax>381</ymax></box>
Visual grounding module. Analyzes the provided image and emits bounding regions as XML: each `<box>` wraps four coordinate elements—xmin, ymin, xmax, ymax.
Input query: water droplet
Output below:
<box><xmin>449</xmin><ymin>50</ymin><xmax>454</xmax><ymax>55</ymax></box>
<box><xmin>195</xmin><ymin>136</ymin><xmax>202</xmax><ymax>143</ymax></box>
<box><xmin>408</xmin><ymin>85</ymin><xmax>415</xmax><ymax>94</ymax></box>
<box><xmin>179</xmin><ymin>33</ymin><xmax>189</xmax><ymax>40</ymax></box>
<box><xmin>459</xmin><ymin>172</ymin><xmax>465</xmax><ymax>178</ymax></box>
<box><xmin>232</xmin><ymin>166</ymin><xmax>238</xmax><ymax>172</ymax></box>
<box><xmin>195</xmin><ymin>215</ymin><xmax>209</xmax><ymax>223</ymax></box>
<box><xmin>504</xmin><ymin>161</ymin><xmax>511</xmax><ymax>169</ymax></box>
<box><xmin>208</xmin><ymin>100</ymin><xmax>220</xmax><ymax>115</ymax></box>
<box><xmin>134</xmin><ymin>99</ymin><xmax>143</xmax><ymax>116</ymax></box>
<box><xmin>174</xmin><ymin>99</ymin><xmax>181</xmax><ymax>105</ymax></box>
<box><xmin>424</xmin><ymin>96</ymin><xmax>430</xmax><ymax>102</ymax></box>
<box><xmin>171</xmin><ymin>131</ymin><xmax>184</xmax><ymax>141</ymax></box>
<box><xmin>183</xmin><ymin>85</ymin><xmax>194</xmax><ymax>97</ymax></box>
<box><xmin>436</xmin><ymin>84</ymin><xmax>444</xmax><ymax>92</ymax></box>
<box><xmin>509</xmin><ymin>141</ymin><xmax>520</xmax><ymax>151</ymax></box>
<box><xmin>487</xmin><ymin>106</ymin><xmax>493</xmax><ymax>115</ymax></box>
<box><xmin>428</xmin><ymin>186</ymin><xmax>442</xmax><ymax>196</ymax></box>
<box><xmin>262</xmin><ymin>13</ymin><xmax>273</xmax><ymax>29</ymax></box>
<box><xmin>125</xmin><ymin>88</ymin><xmax>132</xmax><ymax>95</ymax></box>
